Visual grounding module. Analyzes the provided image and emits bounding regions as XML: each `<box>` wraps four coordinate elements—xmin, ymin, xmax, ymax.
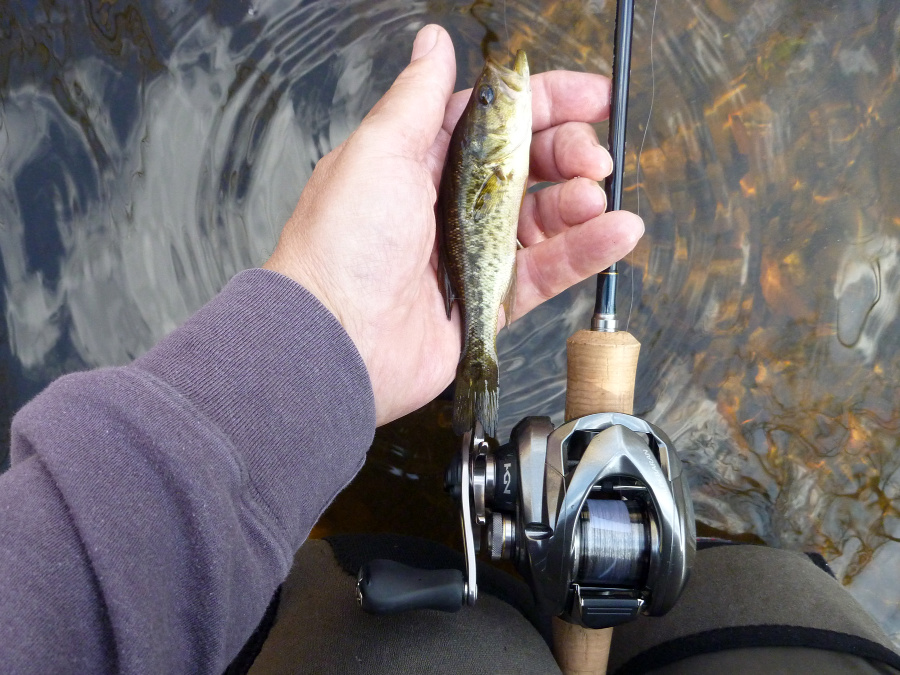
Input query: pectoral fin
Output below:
<box><xmin>437</xmin><ymin>245</ymin><xmax>455</xmax><ymax>319</ymax></box>
<box><xmin>473</xmin><ymin>168</ymin><xmax>509</xmax><ymax>221</ymax></box>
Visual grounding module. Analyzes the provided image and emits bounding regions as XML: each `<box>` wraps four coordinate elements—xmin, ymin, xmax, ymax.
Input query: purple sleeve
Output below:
<box><xmin>0</xmin><ymin>269</ymin><xmax>376</xmax><ymax>673</ymax></box>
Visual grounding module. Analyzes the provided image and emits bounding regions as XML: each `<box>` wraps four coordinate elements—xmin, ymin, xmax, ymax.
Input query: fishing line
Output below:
<box><xmin>503</xmin><ymin>0</ymin><xmax>511</xmax><ymax>58</ymax></box>
<box><xmin>579</xmin><ymin>499</ymin><xmax>648</xmax><ymax>585</ymax></box>
<box><xmin>626</xmin><ymin>0</ymin><xmax>659</xmax><ymax>334</ymax></box>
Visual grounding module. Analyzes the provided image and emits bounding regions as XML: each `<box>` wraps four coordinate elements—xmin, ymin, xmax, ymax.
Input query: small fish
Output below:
<box><xmin>438</xmin><ymin>50</ymin><xmax>532</xmax><ymax>437</ymax></box>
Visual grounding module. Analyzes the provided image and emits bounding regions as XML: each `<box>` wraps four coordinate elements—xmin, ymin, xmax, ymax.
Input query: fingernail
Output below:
<box><xmin>602</xmin><ymin>152</ymin><xmax>613</xmax><ymax>176</ymax></box>
<box><xmin>411</xmin><ymin>25</ymin><xmax>439</xmax><ymax>62</ymax></box>
<box><xmin>596</xmin><ymin>182</ymin><xmax>608</xmax><ymax>211</ymax></box>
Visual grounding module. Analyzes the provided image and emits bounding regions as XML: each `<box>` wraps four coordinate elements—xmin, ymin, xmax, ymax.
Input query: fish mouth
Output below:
<box><xmin>513</xmin><ymin>49</ymin><xmax>528</xmax><ymax>77</ymax></box>
<box><xmin>487</xmin><ymin>50</ymin><xmax>529</xmax><ymax>92</ymax></box>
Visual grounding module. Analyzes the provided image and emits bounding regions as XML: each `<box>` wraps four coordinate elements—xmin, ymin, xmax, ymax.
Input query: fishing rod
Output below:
<box><xmin>357</xmin><ymin>4</ymin><xmax>694</xmax><ymax>675</ymax></box>
<box><xmin>594</xmin><ymin>0</ymin><xmax>634</xmax><ymax>334</ymax></box>
<box><xmin>567</xmin><ymin>0</ymin><xmax>641</xmax><ymax>434</ymax></box>
<box><xmin>556</xmin><ymin>0</ymin><xmax>645</xmax><ymax>670</ymax></box>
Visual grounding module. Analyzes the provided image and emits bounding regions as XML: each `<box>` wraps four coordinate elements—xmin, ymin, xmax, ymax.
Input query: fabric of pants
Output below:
<box><xmin>237</xmin><ymin>534</ymin><xmax>900</xmax><ymax>675</ymax></box>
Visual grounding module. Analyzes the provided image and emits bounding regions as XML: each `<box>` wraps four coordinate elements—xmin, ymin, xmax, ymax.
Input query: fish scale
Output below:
<box><xmin>438</xmin><ymin>50</ymin><xmax>532</xmax><ymax>438</ymax></box>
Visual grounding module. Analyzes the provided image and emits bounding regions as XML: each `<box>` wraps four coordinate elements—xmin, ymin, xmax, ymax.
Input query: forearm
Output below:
<box><xmin>0</xmin><ymin>269</ymin><xmax>375</xmax><ymax>673</ymax></box>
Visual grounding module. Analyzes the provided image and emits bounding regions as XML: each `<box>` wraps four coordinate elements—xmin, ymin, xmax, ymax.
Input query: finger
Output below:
<box><xmin>359</xmin><ymin>25</ymin><xmax>457</xmax><ymax>160</ymax></box>
<box><xmin>422</xmin><ymin>83</ymin><xmax>475</xmax><ymax>184</ymax></box>
<box><xmin>429</xmin><ymin>71</ymin><xmax>612</xmax><ymax>187</ymax></box>
<box><xmin>441</xmin><ymin>70</ymin><xmax>612</xmax><ymax>137</ymax></box>
<box><xmin>532</xmin><ymin>71</ymin><xmax>612</xmax><ymax>131</ymax></box>
<box><xmin>518</xmin><ymin>178</ymin><xmax>608</xmax><ymax>247</ymax></box>
<box><xmin>529</xmin><ymin>122</ymin><xmax>612</xmax><ymax>184</ymax></box>
<box><xmin>511</xmin><ymin>210</ymin><xmax>644</xmax><ymax>322</ymax></box>
<box><xmin>441</xmin><ymin>88</ymin><xmax>474</xmax><ymax>135</ymax></box>
<box><xmin>424</xmin><ymin>126</ymin><xmax>454</xmax><ymax>186</ymax></box>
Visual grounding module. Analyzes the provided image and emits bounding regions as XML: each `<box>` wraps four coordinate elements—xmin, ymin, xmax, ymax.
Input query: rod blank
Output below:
<box><xmin>593</xmin><ymin>0</ymin><xmax>635</xmax><ymax>330</ymax></box>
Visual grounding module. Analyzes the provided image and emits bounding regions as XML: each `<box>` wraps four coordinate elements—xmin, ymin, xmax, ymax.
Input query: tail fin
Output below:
<box><xmin>453</xmin><ymin>349</ymin><xmax>499</xmax><ymax>438</ymax></box>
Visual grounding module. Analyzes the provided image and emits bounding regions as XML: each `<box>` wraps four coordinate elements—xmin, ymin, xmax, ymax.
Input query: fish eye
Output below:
<box><xmin>478</xmin><ymin>85</ymin><xmax>495</xmax><ymax>105</ymax></box>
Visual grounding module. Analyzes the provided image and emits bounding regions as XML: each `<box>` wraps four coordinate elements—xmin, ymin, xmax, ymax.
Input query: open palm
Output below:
<box><xmin>264</xmin><ymin>25</ymin><xmax>643</xmax><ymax>425</ymax></box>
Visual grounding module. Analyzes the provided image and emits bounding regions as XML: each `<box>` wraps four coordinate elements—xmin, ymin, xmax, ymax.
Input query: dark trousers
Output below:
<box><xmin>237</xmin><ymin>536</ymin><xmax>900</xmax><ymax>674</ymax></box>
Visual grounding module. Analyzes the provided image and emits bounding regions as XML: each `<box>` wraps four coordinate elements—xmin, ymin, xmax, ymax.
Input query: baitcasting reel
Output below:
<box><xmin>357</xmin><ymin>412</ymin><xmax>695</xmax><ymax>629</ymax></box>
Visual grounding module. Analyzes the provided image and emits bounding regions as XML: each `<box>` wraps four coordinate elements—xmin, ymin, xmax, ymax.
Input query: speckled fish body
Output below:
<box><xmin>438</xmin><ymin>50</ymin><xmax>532</xmax><ymax>437</ymax></box>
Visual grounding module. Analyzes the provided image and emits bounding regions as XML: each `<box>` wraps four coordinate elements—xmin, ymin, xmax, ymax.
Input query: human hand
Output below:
<box><xmin>263</xmin><ymin>24</ymin><xmax>644</xmax><ymax>426</ymax></box>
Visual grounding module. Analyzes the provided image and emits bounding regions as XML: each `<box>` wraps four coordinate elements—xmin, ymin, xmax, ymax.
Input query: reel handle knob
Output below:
<box><xmin>357</xmin><ymin>559</ymin><xmax>464</xmax><ymax>614</ymax></box>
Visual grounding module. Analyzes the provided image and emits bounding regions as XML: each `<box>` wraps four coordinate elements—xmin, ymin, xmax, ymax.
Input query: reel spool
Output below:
<box><xmin>357</xmin><ymin>412</ymin><xmax>695</xmax><ymax>630</ymax></box>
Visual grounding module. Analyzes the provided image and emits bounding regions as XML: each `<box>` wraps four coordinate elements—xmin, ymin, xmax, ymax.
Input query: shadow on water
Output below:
<box><xmin>1</xmin><ymin>0</ymin><xmax>899</xmax><ymax>645</ymax></box>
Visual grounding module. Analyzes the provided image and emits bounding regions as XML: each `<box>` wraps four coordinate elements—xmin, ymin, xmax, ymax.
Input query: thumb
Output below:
<box><xmin>358</xmin><ymin>25</ymin><xmax>456</xmax><ymax>159</ymax></box>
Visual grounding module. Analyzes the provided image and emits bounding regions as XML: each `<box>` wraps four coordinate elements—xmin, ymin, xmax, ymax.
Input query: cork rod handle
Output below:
<box><xmin>553</xmin><ymin>329</ymin><xmax>641</xmax><ymax>675</ymax></box>
<box><xmin>565</xmin><ymin>330</ymin><xmax>640</xmax><ymax>420</ymax></box>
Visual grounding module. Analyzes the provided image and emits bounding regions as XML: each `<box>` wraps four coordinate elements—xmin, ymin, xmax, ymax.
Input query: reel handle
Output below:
<box><xmin>357</xmin><ymin>559</ymin><xmax>464</xmax><ymax>614</ymax></box>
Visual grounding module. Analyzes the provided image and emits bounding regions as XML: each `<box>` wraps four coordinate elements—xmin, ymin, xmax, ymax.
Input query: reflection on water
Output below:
<box><xmin>1</xmin><ymin>0</ymin><xmax>899</xmax><ymax>645</ymax></box>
